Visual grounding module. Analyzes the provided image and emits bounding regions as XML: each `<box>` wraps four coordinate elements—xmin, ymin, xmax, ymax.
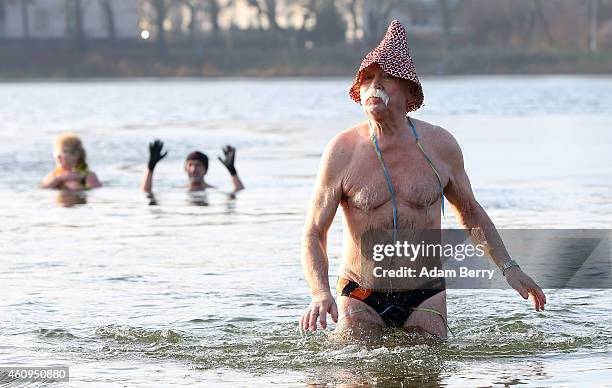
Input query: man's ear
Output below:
<box><xmin>403</xmin><ymin>80</ymin><xmax>418</xmax><ymax>109</ymax></box>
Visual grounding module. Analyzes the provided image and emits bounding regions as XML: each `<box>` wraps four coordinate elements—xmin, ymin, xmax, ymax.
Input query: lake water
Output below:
<box><xmin>1</xmin><ymin>76</ymin><xmax>611</xmax><ymax>387</ymax></box>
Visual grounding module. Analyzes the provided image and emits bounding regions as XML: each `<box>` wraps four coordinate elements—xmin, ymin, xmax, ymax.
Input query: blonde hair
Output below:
<box><xmin>54</xmin><ymin>133</ymin><xmax>88</xmax><ymax>171</ymax></box>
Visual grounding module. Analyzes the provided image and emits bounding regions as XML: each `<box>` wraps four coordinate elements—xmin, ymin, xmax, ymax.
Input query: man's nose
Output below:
<box><xmin>371</xmin><ymin>76</ymin><xmax>383</xmax><ymax>89</ymax></box>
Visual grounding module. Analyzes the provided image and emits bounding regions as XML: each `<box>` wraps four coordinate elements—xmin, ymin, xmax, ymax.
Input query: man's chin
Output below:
<box><xmin>363</xmin><ymin>105</ymin><xmax>390</xmax><ymax>119</ymax></box>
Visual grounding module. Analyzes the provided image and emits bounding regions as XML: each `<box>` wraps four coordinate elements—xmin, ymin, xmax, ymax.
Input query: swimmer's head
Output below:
<box><xmin>185</xmin><ymin>151</ymin><xmax>208</xmax><ymax>182</ymax></box>
<box><xmin>54</xmin><ymin>133</ymin><xmax>87</xmax><ymax>171</ymax></box>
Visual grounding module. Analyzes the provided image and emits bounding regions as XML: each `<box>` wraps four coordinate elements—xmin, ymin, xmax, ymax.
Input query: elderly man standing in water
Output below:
<box><xmin>299</xmin><ymin>21</ymin><xmax>546</xmax><ymax>338</ymax></box>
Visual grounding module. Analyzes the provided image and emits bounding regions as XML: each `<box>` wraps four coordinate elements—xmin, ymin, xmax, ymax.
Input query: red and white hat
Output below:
<box><xmin>349</xmin><ymin>20</ymin><xmax>424</xmax><ymax>113</ymax></box>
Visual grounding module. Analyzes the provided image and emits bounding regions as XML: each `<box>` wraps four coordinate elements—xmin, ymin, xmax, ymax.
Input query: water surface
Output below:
<box><xmin>1</xmin><ymin>76</ymin><xmax>611</xmax><ymax>387</ymax></box>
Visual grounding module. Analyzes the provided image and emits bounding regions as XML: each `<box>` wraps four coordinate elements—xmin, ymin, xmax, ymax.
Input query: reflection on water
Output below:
<box><xmin>147</xmin><ymin>190</ymin><xmax>238</xmax><ymax>209</ymax></box>
<box><xmin>147</xmin><ymin>192</ymin><xmax>158</xmax><ymax>206</ymax></box>
<box><xmin>188</xmin><ymin>192</ymin><xmax>210</xmax><ymax>207</ymax></box>
<box><xmin>0</xmin><ymin>77</ymin><xmax>611</xmax><ymax>386</ymax></box>
<box><xmin>55</xmin><ymin>190</ymin><xmax>87</xmax><ymax>207</ymax></box>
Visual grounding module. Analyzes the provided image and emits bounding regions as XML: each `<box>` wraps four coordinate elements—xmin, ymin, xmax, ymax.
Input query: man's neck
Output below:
<box><xmin>368</xmin><ymin>113</ymin><xmax>409</xmax><ymax>139</ymax></box>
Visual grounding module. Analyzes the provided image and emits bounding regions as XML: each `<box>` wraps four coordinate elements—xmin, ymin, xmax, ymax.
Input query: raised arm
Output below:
<box><xmin>141</xmin><ymin>169</ymin><xmax>153</xmax><ymax>194</ymax></box>
<box><xmin>442</xmin><ymin>129</ymin><xmax>546</xmax><ymax>312</ymax></box>
<box><xmin>299</xmin><ymin>135</ymin><xmax>349</xmax><ymax>332</ymax></box>
<box><xmin>141</xmin><ymin>139</ymin><xmax>167</xmax><ymax>194</ymax></box>
<box><xmin>218</xmin><ymin>145</ymin><xmax>244</xmax><ymax>193</ymax></box>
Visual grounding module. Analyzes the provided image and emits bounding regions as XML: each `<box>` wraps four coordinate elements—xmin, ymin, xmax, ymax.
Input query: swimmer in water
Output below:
<box><xmin>40</xmin><ymin>133</ymin><xmax>102</xmax><ymax>190</ymax></box>
<box><xmin>140</xmin><ymin>139</ymin><xmax>244</xmax><ymax>195</ymax></box>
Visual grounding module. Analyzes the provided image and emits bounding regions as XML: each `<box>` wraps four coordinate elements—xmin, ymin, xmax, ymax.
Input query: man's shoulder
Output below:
<box><xmin>322</xmin><ymin>122</ymin><xmax>366</xmax><ymax>158</ymax></box>
<box><xmin>412</xmin><ymin>117</ymin><xmax>452</xmax><ymax>140</ymax></box>
<box><xmin>317</xmin><ymin>122</ymin><xmax>367</xmax><ymax>182</ymax></box>
<box><xmin>412</xmin><ymin>118</ymin><xmax>462</xmax><ymax>159</ymax></box>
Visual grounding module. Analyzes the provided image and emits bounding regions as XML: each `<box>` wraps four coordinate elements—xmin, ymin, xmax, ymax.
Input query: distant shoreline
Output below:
<box><xmin>2</xmin><ymin>74</ymin><xmax>612</xmax><ymax>84</ymax></box>
<box><xmin>2</xmin><ymin>44</ymin><xmax>611</xmax><ymax>79</ymax></box>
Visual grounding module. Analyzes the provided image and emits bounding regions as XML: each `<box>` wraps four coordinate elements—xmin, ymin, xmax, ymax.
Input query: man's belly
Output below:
<box><xmin>338</xmin><ymin>202</ymin><xmax>443</xmax><ymax>288</ymax></box>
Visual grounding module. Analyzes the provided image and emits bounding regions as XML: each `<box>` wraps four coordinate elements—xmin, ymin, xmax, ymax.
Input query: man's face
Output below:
<box><xmin>359</xmin><ymin>63</ymin><xmax>412</xmax><ymax>118</ymax></box>
<box><xmin>185</xmin><ymin>160</ymin><xmax>206</xmax><ymax>182</ymax></box>
<box><xmin>54</xmin><ymin>148</ymin><xmax>79</xmax><ymax>170</ymax></box>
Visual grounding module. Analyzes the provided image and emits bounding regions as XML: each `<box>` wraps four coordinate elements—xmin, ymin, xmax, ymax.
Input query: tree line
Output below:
<box><xmin>3</xmin><ymin>0</ymin><xmax>611</xmax><ymax>56</ymax></box>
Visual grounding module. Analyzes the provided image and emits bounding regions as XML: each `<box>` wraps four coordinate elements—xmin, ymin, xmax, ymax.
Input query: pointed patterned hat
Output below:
<box><xmin>349</xmin><ymin>20</ymin><xmax>424</xmax><ymax>112</ymax></box>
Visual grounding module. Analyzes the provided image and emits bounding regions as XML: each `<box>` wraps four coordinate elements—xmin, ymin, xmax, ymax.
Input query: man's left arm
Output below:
<box><xmin>218</xmin><ymin>145</ymin><xmax>244</xmax><ymax>193</ymax></box>
<box><xmin>441</xmin><ymin>130</ymin><xmax>547</xmax><ymax>312</ymax></box>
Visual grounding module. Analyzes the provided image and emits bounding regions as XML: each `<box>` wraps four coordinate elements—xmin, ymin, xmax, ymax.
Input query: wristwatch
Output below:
<box><xmin>501</xmin><ymin>259</ymin><xmax>520</xmax><ymax>276</ymax></box>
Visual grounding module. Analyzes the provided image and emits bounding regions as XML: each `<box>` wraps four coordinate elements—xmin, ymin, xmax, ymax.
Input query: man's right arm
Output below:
<box><xmin>140</xmin><ymin>169</ymin><xmax>154</xmax><ymax>194</ymax></box>
<box><xmin>217</xmin><ymin>145</ymin><xmax>244</xmax><ymax>193</ymax></box>
<box><xmin>300</xmin><ymin>135</ymin><xmax>349</xmax><ymax>332</ymax></box>
<box><xmin>141</xmin><ymin>139</ymin><xmax>167</xmax><ymax>194</ymax></box>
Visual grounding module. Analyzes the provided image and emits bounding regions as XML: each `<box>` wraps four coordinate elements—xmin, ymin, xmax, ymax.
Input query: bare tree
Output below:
<box><xmin>20</xmin><ymin>0</ymin><xmax>32</xmax><ymax>40</ymax></box>
<box><xmin>75</xmin><ymin>0</ymin><xmax>85</xmax><ymax>49</ymax></box>
<box><xmin>511</xmin><ymin>0</ymin><xmax>554</xmax><ymax>48</ymax></box>
<box><xmin>590</xmin><ymin>0</ymin><xmax>599</xmax><ymax>51</ymax></box>
<box><xmin>181</xmin><ymin>0</ymin><xmax>202</xmax><ymax>40</ymax></box>
<box><xmin>0</xmin><ymin>2</ymin><xmax>5</xmax><ymax>33</ymax></box>
<box><xmin>312</xmin><ymin>0</ymin><xmax>347</xmax><ymax>45</ymax></box>
<box><xmin>66</xmin><ymin>0</ymin><xmax>86</xmax><ymax>50</ymax></box>
<box><xmin>298</xmin><ymin>0</ymin><xmax>316</xmax><ymax>32</ymax></box>
<box><xmin>461</xmin><ymin>0</ymin><xmax>535</xmax><ymax>48</ymax></box>
<box><xmin>245</xmin><ymin>0</ymin><xmax>265</xmax><ymax>30</ymax></box>
<box><xmin>337</xmin><ymin>0</ymin><xmax>361</xmax><ymax>42</ymax></box>
<box><xmin>206</xmin><ymin>0</ymin><xmax>221</xmax><ymax>35</ymax></box>
<box><xmin>98</xmin><ymin>0</ymin><xmax>116</xmax><ymax>42</ymax></box>
<box><xmin>533</xmin><ymin>0</ymin><xmax>554</xmax><ymax>46</ymax></box>
<box><xmin>146</xmin><ymin>0</ymin><xmax>171</xmax><ymax>56</ymax></box>
<box><xmin>263</xmin><ymin>0</ymin><xmax>280</xmax><ymax>31</ymax></box>
<box><xmin>180</xmin><ymin>0</ymin><xmax>223</xmax><ymax>41</ymax></box>
<box><xmin>364</xmin><ymin>0</ymin><xmax>396</xmax><ymax>45</ymax></box>
<box><xmin>245</xmin><ymin>0</ymin><xmax>281</xmax><ymax>31</ymax></box>
<box><xmin>438</xmin><ymin>0</ymin><xmax>463</xmax><ymax>51</ymax></box>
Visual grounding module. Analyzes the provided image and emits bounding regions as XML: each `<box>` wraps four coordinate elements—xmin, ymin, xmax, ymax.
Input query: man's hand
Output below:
<box><xmin>505</xmin><ymin>267</ymin><xmax>547</xmax><ymax>312</ymax></box>
<box><xmin>148</xmin><ymin>139</ymin><xmax>168</xmax><ymax>171</ymax></box>
<box><xmin>218</xmin><ymin>145</ymin><xmax>237</xmax><ymax>176</ymax></box>
<box><xmin>299</xmin><ymin>292</ymin><xmax>338</xmax><ymax>332</ymax></box>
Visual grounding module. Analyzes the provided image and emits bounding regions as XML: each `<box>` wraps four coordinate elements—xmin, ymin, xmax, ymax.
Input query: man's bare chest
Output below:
<box><xmin>342</xmin><ymin>146</ymin><xmax>446</xmax><ymax>212</ymax></box>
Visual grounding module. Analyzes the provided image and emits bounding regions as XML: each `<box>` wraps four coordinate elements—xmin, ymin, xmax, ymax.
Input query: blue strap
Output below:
<box><xmin>369</xmin><ymin>123</ymin><xmax>398</xmax><ymax>242</ymax></box>
<box><xmin>407</xmin><ymin>117</ymin><xmax>445</xmax><ymax>218</ymax></box>
<box><xmin>368</xmin><ymin>119</ymin><xmax>446</xmax><ymax>243</ymax></box>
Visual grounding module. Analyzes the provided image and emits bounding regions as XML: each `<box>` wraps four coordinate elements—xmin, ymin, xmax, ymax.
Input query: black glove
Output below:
<box><xmin>218</xmin><ymin>145</ymin><xmax>237</xmax><ymax>176</ymax></box>
<box><xmin>148</xmin><ymin>139</ymin><xmax>168</xmax><ymax>171</ymax></box>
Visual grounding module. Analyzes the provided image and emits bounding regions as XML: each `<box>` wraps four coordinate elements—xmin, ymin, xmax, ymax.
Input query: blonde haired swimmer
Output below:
<box><xmin>40</xmin><ymin>133</ymin><xmax>102</xmax><ymax>190</ymax></box>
